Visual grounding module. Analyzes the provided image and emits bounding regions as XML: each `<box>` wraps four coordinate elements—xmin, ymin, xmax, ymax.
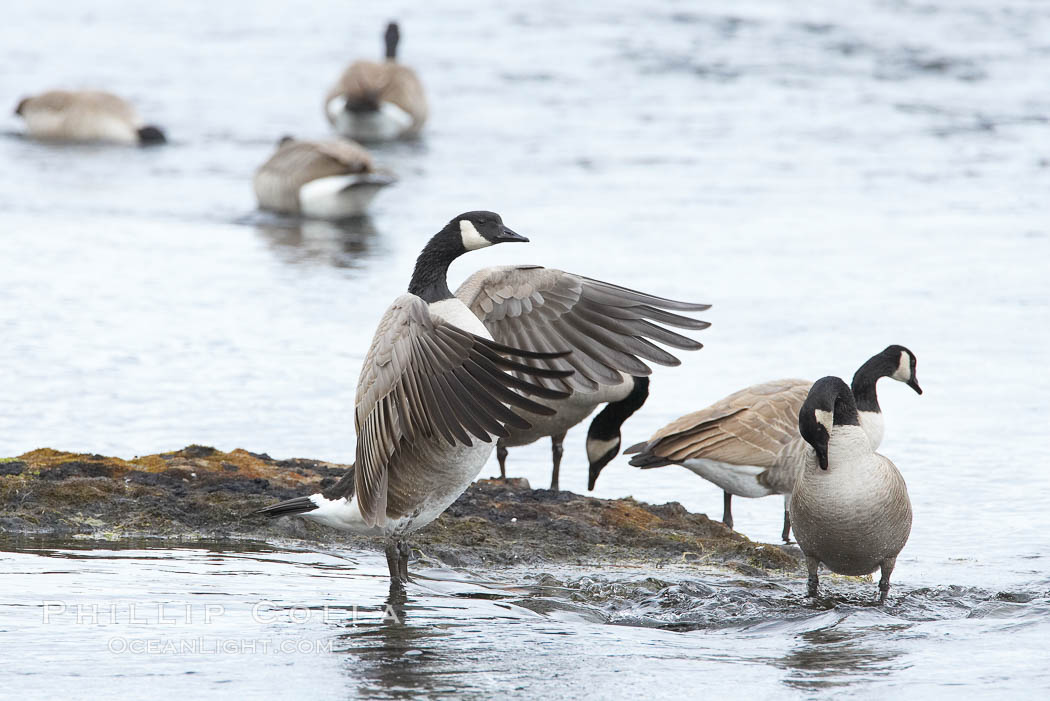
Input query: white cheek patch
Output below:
<box><xmin>586</xmin><ymin>436</ymin><xmax>620</xmax><ymax>465</ymax></box>
<box><xmin>459</xmin><ymin>220</ymin><xmax>492</xmax><ymax>251</ymax></box>
<box><xmin>891</xmin><ymin>350</ymin><xmax>911</xmax><ymax>382</ymax></box>
<box><xmin>814</xmin><ymin>409</ymin><xmax>834</xmax><ymax>433</ymax></box>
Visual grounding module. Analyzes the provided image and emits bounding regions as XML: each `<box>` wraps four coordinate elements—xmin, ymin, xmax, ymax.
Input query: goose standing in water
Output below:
<box><xmin>14</xmin><ymin>90</ymin><xmax>166</xmax><ymax>145</ymax></box>
<box><xmin>325</xmin><ymin>21</ymin><xmax>427</xmax><ymax>141</ymax></box>
<box><xmin>626</xmin><ymin>346</ymin><xmax>920</xmax><ymax>540</ymax></box>
<box><xmin>253</xmin><ymin>137</ymin><xmax>396</xmax><ymax>219</ymax></box>
<box><xmin>258</xmin><ymin>211</ymin><xmax>572</xmax><ymax>585</ymax></box>
<box><xmin>791</xmin><ymin>376</ymin><xmax>913</xmax><ymax>603</ymax></box>
<box><xmin>454</xmin><ymin>269</ymin><xmax>711</xmax><ymax>491</ymax></box>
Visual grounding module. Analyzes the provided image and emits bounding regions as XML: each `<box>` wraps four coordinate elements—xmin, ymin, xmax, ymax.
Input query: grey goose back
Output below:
<box><xmin>791</xmin><ymin>376</ymin><xmax>913</xmax><ymax>603</ymax></box>
<box><xmin>455</xmin><ymin>268</ymin><xmax>710</xmax><ymax>491</ymax></box>
<box><xmin>15</xmin><ymin>90</ymin><xmax>166</xmax><ymax>145</ymax></box>
<box><xmin>257</xmin><ymin>212</ymin><xmax>571</xmax><ymax>586</ymax></box>
<box><xmin>325</xmin><ymin>21</ymin><xmax>427</xmax><ymax>141</ymax></box>
<box><xmin>253</xmin><ymin>137</ymin><xmax>396</xmax><ymax>219</ymax></box>
<box><xmin>626</xmin><ymin>345</ymin><xmax>921</xmax><ymax>541</ymax></box>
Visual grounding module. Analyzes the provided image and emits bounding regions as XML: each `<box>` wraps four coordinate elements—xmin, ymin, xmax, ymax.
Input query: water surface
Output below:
<box><xmin>2</xmin><ymin>0</ymin><xmax>1049</xmax><ymax>696</ymax></box>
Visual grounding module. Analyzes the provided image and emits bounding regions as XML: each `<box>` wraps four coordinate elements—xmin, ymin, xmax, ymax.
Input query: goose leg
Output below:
<box><xmin>878</xmin><ymin>556</ymin><xmax>897</xmax><ymax>604</ymax></box>
<box><xmin>385</xmin><ymin>541</ymin><xmax>401</xmax><ymax>585</ymax></box>
<box><xmin>397</xmin><ymin>540</ymin><xmax>411</xmax><ymax>583</ymax></box>
<box><xmin>497</xmin><ymin>440</ymin><xmax>508</xmax><ymax>480</ymax></box>
<box><xmin>806</xmin><ymin>556</ymin><xmax>820</xmax><ymax>598</ymax></box>
<box><xmin>781</xmin><ymin>495</ymin><xmax>792</xmax><ymax>543</ymax></box>
<box><xmin>722</xmin><ymin>491</ymin><xmax>734</xmax><ymax>529</ymax></box>
<box><xmin>549</xmin><ymin>432</ymin><xmax>566</xmax><ymax>491</ymax></box>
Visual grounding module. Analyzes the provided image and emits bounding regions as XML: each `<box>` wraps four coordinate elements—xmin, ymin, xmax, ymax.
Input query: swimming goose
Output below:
<box><xmin>626</xmin><ymin>345</ymin><xmax>920</xmax><ymax>541</ymax></box>
<box><xmin>253</xmin><ymin>136</ymin><xmax>396</xmax><ymax>219</ymax></box>
<box><xmin>791</xmin><ymin>376</ymin><xmax>912</xmax><ymax>602</ymax></box>
<box><xmin>257</xmin><ymin>211</ymin><xmax>572</xmax><ymax>585</ymax></box>
<box><xmin>14</xmin><ymin>90</ymin><xmax>166</xmax><ymax>145</ymax></box>
<box><xmin>325</xmin><ymin>22</ymin><xmax>427</xmax><ymax>141</ymax></box>
<box><xmin>454</xmin><ymin>268</ymin><xmax>711</xmax><ymax>491</ymax></box>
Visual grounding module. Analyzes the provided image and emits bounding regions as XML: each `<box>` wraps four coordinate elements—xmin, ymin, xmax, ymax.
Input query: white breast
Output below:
<box><xmin>858</xmin><ymin>410</ymin><xmax>885</xmax><ymax>450</ymax></box>
<box><xmin>427</xmin><ymin>298</ymin><xmax>491</xmax><ymax>338</ymax></box>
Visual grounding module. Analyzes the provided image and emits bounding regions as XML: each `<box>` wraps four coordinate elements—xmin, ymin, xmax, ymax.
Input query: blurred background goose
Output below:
<box><xmin>791</xmin><ymin>376</ymin><xmax>913</xmax><ymax>602</ymax></box>
<box><xmin>257</xmin><ymin>211</ymin><xmax>571</xmax><ymax>586</ymax></box>
<box><xmin>455</xmin><ymin>267</ymin><xmax>711</xmax><ymax>491</ymax></box>
<box><xmin>325</xmin><ymin>21</ymin><xmax>427</xmax><ymax>141</ymax></box>
<box><xmin>626</xmin><ymin>345</ymin><xmax>920</xmax><ymax>541</ymax></box>
<box><xmin>14</xmin><ymin>89</ymin><xmax>166</xmax><ymax>145</ymax></box>
<box><xmin>253</xmin><ymin>136</ymin><xmax>396</xmax><ymax>219</ymax></box>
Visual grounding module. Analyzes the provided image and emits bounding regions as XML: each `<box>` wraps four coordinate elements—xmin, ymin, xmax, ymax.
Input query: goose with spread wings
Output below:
<box><xmin>257</xmin><ymin>211</ymin><xmax>571</xmax><ymax>585</ymax></box>
<box><xmin>455</xmin><ymin>268</ymin><xmax>711</xmax><ymax>491</ymax></box>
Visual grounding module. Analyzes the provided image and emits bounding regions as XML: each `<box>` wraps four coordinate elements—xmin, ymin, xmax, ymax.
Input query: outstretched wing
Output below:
<box><xmin>354</xmin><ymin>294</ymin><xmax>572</xmax><ymax>526</ymax></box>
<box><xmin>626</xmin><ymin>379</ymin><xmax>812</xmax><ymax>468</ymax></box>
<box><xmin>456</xmin><ymin>266</ymin><xmax>710</xmax><ymax>393</ymax></box>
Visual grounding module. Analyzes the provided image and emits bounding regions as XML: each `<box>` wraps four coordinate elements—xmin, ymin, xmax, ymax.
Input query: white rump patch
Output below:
<box><xmin>328</xmin><ymin>99</ymin><xmax>412</xmax><ymax>141</ymax></box>
<box><xmin>325</xmin><ymin>95</ymin><xmax>349</xmax><ymax>122</ymax></box>
<box><xmin>891</xmin><ymin>350</ymin><xmax>911</xmax><ymax>382</ymax></box>
<box><xmin>299</xmin><ymin>175</ymin><xmax>385</xmax><ymax>219</ymax></box>
<box><xmin>459</xmin><ymin>220</ymin><xmax>491</xmax><ymax>251</ymax></box>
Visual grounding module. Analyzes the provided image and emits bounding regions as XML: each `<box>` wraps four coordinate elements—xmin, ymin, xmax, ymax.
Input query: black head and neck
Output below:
<box><xmin>799</xmin><ymin>376</ymin><xmax>860</xmax><ymax>470</ymax></box>
<box><xmin>851</xmin><ymin>344</ymin><xmax>922</xmax><ymax>413</ymax></box>
<box><xmin>137</xmin><ymin>125</ymin><xmax>167</xmax><ymax>146</ymax></box>
<box><xmin>586</xmin><ymin>376</ymin><xmax>651</xmax><ymax>490</ymax></box>
<box><xmin>384</xmin><ymin>21</ymin><xmax>400</xmax><ymax>60</ymax></box>
<box><xmin>407</xmin><ymin>211</ymin><xmax>528</xmax><ymax>303</ymax></box>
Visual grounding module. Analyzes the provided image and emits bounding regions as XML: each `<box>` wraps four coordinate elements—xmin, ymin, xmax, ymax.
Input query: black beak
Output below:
<box><xmin>587</xmin><ymin>445</ymin><xmax>617</xmax><ymax>491</ymax></box>
<box><xmin>587</xmin><ymin>464</ymin><xmax>602</xmax><ymax>491</ymax></box>
<box><xmin>908</xmin><ymin>376</ymin><xmax>923</xmax><ymax>395</ymax></box>
<box><xmin>494</xmin><ymin>226</ymin><xmax>528</xmax><ymax>243</ymax></box>
<box><xmin>815</xmin><ymin>444</ymin><xmax>829</xmax><ymax>471</ymax></box>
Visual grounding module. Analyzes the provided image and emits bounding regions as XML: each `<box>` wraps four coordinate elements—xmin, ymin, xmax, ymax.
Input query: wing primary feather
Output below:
<box><xmin>627</xmin><ymin>319</ymin><xmax>705</xmax><ymax>351</ymax></box>
<box><xmin>471</xmin><ymin>342</ymin><xmax>575</xmax><ymax>382</ymax></box>
<box><xmin>428</xmin><ymin>369</ymin><xmax>476</xmax><ymax>446</ymax></box>
<box><xmin>449</xmin><ymin>365</ymin><xmax>512</xmax><ymax>437</ymax></box>
<box><xmin>469</xmin><ymin>357</ymin><xmax>565</xmax><ymax>414</ymax></box>
<box><xmin>417</xmin><ymin>334</ymin><xmax>476</xmax><ymax>446</ymax></box>
<box><xmin>471</xmin><ymin>350</ymin><xmax>572</xmax><ymax>401</ymax></box>
<box><xmin>579</xmin><ymin>277</ymin><xmax>712</xmax><ymax>311</ymax></box>
<box><xmin>412</xmin><ymin>340</ymin><xmax>460</xmax><ymax>445</ymax></box>
<box><xmin>634</xmin><ymin>304</ymin><xmax>713</xmax><ymax>330</ymax></box>
<box><xmin>463</xmin><ymin>358</ymin><xmax>563</xmax><ymax>419</ymax></box>
<box><xmin>439</xmin><ymin>366</ymin><xmax>496</xmax><ymax>442</ymax></box>
<box><xmin>558</xmin><ymin>314</ymin><xmax>653</xmax><ymax>376</ymax></box>
<box><xmin>551</xmin><ymin>318</ymin><xmax>649</xmax><ymax>379</ymax></box>
<box><xmin>460</xmin><ymin>360</ymin><xmax>536</xmax><ymax>429</ymax></box>
<box><xmin>474</xmin><ymin>334</ymin><xmax>572</xmax><ymax>360</ymax></box>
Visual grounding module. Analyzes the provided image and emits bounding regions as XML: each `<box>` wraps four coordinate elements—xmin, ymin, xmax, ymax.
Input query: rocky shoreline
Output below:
<box><xmin>0</xmin><ymin>445</ymin><xmax>800</xmax><ymax>573</ymax></box>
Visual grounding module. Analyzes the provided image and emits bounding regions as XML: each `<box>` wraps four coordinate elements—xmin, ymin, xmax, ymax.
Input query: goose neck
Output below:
<box><xmin>408</xmin><ymin>232</ymin><xmax>462</xmax><ymax>302</ymax></box>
